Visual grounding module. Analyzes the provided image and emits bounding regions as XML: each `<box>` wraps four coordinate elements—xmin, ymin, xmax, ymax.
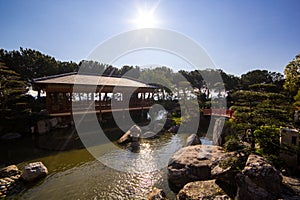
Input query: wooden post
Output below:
<box><xmin>70</xmin><ymin>90</ymin><xmax>73</xmax><ymax>115</ymax></box>
<box><xmin>46</xmin><ymin>86</ymin><xmax>50</xmax><ymax>113</ymax></box>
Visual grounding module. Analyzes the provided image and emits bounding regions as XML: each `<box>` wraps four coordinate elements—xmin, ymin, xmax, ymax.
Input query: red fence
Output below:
<box><xmin>203</xmin><ymin>109</ymin><xmax>234</xmax><ymax>118</ymax></box>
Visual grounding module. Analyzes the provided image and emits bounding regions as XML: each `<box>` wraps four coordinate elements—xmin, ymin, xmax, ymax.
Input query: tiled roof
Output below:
<box><xmin>34</xmin><ymin>73</ymin><xmax>155</xmax><ymax>88</ymax></box>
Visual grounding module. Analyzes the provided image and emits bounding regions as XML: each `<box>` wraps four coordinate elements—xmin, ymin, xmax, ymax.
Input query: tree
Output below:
<box><xmin>254</xmin><ymin>126</ymin><xmax>281</xmax><ymax>161</ymax></box>
<box><xmin>0</xmin><ymin>61</ymin><xmax>27</xmax><ymax>118</ymax></box>
<box><xmin>293</xmin><ymin>89</ymin><xmax>300</xmax><ymax>108</ymax></box>
<box><xmin>219</xmin><ymin>69</ymin><xmax>241</xmax><ymax>92</ymax></box>
<box><xmin>241</xmin><ymin>70</ymin><xmax>272</xmax><ymax>89</ymax></box>
<box><xmin>284</xmin><ymin>53</ymin><xmax>300</xmax><ymax>100</ymax></box>
<box><xmin>0</xmin><ymin>48</ymin><xmax>78</xmax><ymax>86</ymax></box>
<box><xmin>230</xmin><ymin>90</ymin><xmax>290</xmax><ymax>135</ymax></box>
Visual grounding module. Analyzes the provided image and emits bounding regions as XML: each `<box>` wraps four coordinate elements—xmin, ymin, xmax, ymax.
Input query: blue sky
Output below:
<box><xmin>1</xmin><ymin>0</ymin><xmax>300</xmax><ymax>75</ymax></box>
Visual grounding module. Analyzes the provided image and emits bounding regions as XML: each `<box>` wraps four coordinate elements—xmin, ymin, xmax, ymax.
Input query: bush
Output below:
<box><xmin>223</xmin><ymin>135</ymin><xmax>243</xmax><ymax>152</ymax></box>
<box><xmin>254</xmin><ymin>126</ymin><xmax>280</xmax><ymax>155</ymax></box>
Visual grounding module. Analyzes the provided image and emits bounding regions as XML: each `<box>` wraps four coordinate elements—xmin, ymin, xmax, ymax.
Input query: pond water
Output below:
<box><xmin>1</xmin><ymin>129</ymin><xmax>212</xmax><ymax>200</ymax></box>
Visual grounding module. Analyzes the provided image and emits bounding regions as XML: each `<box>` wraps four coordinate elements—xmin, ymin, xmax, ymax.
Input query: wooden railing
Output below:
<box><xmin>203</xmin><ymin>109</ymin><xmax>234</xmax><ymax>118</ymax></box>
<box><xmin>49</xmin><ymin>99</ymin><xmax>155</xmax><ymax>114</ymax></box>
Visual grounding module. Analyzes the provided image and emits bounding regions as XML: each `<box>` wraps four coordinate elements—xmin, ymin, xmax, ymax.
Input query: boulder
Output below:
<box><xmin>0</xmin><ymin>165</ymin><xmax>21</xmax><ymax>178</ymax></box>
<box><xmin>49</xmin><ymin>118</ymin><xmax>58</xmax><ymax>128</ymax></box>
<box><xmin>0</xmin><ymin>165</ymin><xmax>22</xmax><ymax>197</ymax></box>
<box><xmin>21</xmin><ymin>162</ymin><xmax>48</xmax><ymax>182</ymax></box>
<box><xmin>211</xmin><ymin>151</ymin><xmax>248</xmax><ymax>182</ymax></box>
<box><xmin>148</xmin><ymin>187</ymin><xmax>169</xmax><ymax>200</ymax></box>
<box><xmin>281</xmin><ymin>175</ymin><xmax>300</xmax><ymax>199</ymax></box>
<box><xmin>236</xmin><ymin>154</ymin><xmax>282</xmax><ymax>200</ymax></box>
<box><xmin>129</xmin><ymin>125</ymin><xmax>141</xmax><ymax>138</ymax></box>
<box><xmin>37</xmin><ymin>119</ymin><xmax>50</xmax><ymax>135</ymax></box>
<box><xmin>168</xmin><ymin>125</ymin><xmax>179</xmax><ymax>134</ymax></box>
<box><xmin>118</xmin><ymin>125</ymin><xmax>142</xmax><ymax>144</ymax></box>
<box><xmin>177</xmin><ymin>180</ymin><xmax>229</xmax><ymax>200</ymax></box>
<box><xmin>168</xmin><ymin>145</ymin><xmax>226</xmax><ymax>188</ymax></box>
<box><xmin>185</xmin><ymin>134</ymin><xmax>201</xmax><ymax>146</ymax></box>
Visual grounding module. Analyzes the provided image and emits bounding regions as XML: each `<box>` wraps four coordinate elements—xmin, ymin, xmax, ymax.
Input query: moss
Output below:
<box><xmin>219</xmin><ymin>156</ymin><xmax>239</xmax><ymax>170</ymax></box>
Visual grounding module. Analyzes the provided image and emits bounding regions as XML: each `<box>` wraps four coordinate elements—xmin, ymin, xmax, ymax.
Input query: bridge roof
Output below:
<box><xmin>34</xmin><ymin>72</ymin><xmax>156</xmax><ymax>89</ymax></box>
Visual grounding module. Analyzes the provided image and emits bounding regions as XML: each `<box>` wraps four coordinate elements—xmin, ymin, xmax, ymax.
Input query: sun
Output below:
<box><xmin>134</xmin><ymin>10</ymin><xmax>157</xmax><ymax>28</ymax></box>
<box><xmin>130</xmin><ymin>3</ymin><xmax>160</xmax><ymax>29</ymax></box>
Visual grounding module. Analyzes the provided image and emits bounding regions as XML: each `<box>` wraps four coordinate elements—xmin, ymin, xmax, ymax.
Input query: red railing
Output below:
<box><xmin>203</xmin><ymin>109</ymin><xmax>234</xmax><ymax>118</ymax></box>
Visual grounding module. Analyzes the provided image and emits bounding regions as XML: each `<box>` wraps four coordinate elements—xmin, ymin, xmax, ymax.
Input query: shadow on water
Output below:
<box><xmin>2</xmin><ymin>131</ymin><xmax>186</xmax><ymax>199</ymax></box>
<box><xmin>0</xmin><ymin>112</ymin><xmax>212</xmax><ymax>199</ymax></box>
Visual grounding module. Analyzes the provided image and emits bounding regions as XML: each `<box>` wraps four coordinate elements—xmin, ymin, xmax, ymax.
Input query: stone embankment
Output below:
<box><xmin>149</xmin><ymin>141</ymin><xmax>300</xmax><ymax>199</ymax></box>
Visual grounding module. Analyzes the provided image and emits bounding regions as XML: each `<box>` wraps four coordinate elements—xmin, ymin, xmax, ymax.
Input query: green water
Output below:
<box><xmin>0</xmin><ymin>130</ymin><xmax>191</xmax><ymax>199</ymax></box>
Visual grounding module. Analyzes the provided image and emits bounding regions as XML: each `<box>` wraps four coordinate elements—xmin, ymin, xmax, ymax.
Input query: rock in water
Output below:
<box><xmin>36</xmin><ymin>119</ymin><xmax>50</xmax><ymax>135</ymax></box>
<box><xmin>0</xmin><ymin>133</ymin><xmax>21</xmax><ymax>140</ymax></box>
<box><xmin>118</xmin><ymin>125</ymin><xmax>141</xmax><ymax>144</ymax></box>
<box><xmin>168</xmin><ymin>145</ymin><xmax>226</xmax><ymax>188</ymax></box>
<box><xmin>0</xmin><ymin>165</ymin><xmax>21</xmax><ymax>178</ymax></box>
<box><xmin>0</xmin><ymin>165</ymin><xmax>22</xmax><ymax>197</ymax></box>
<box><xmin>21</xmin><ymin>162</ymin><xmax>48</xmax><ymax>182</ymax></box>
<box><xmin>236</xmin><ymin>154</ymin><xmax>282</xmax><ymax>200</ymax></box>
<box><xmin>168</xmin><ymin>125</ymin><xmax>179</xmax><ymax>134</ymax></box>
<box><xmin>185</xmin><ymin>134</ymin><xmax>201</xmax><ymax>146</ymax></box>
<box><xmin>148</xmin><ymin>187</ymin><xmax>169</xmax><ymax>200</ymax></box>
<box><xmin>177</xmin><ymin>180</ymin><xmax>229</xmax><ymax>200</ymax></box>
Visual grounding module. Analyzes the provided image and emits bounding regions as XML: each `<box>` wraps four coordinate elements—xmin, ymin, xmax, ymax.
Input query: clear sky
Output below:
<box><xmin>1</xmin><ymin>0</ymin><xmax>300</xmax><ymax>75</ymax></box>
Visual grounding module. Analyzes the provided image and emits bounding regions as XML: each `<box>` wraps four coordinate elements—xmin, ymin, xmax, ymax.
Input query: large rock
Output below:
<box><xmin>236</xmin><ymin>154</ymin><xmax>282</xmax><ymax>200</ymax></box>
<box><xmin>0</xmin><ymin>165</ymin><xmax>22</xmax><ymax>197</ymax></box>
<box><xmin>148</xmin><ymin>187</ymin><xmax>169</xmax><ymax>200</ymax></box>
<box><xmin>118</xmin><ymin>125</ymin><xmax>141</xmax><ymax>144</ymax></box>
<box><xmin>168</xmin><ymin>145</ymin><xmax>226</xmax><ymax>188</ymax></box>
<box><xmin>167</xmin><ymin>125</ymin><xmax>179</xmax><ymax>134</ymax></box>
<box><xmin>185</xmin><ymin>134</ymin><xmax>201</xmax><ymax>146</ymax></box>
<box><xmin>36</xmin><ymin>119</ymin><xmax>51</xmax><ymax>135</ymax></box>
<box><xmin>21</xmin><ymin>162</ymin><xmax>48</xmax><ymax>182</ymax></box>
<box><xmin>177</xmin><ymin>180</ymin><xmax>230</xmax><ymax>200</ymax></box>
<box><xmin>281</xmin><ymin>175</ymin><xmax>300</xmax><ymax>199</ymax></box>
<box><xmin>0</xmin><ymin>165</ymin><xmax>21</xmax><ymax>178</ymax></box>
<box><xmin>211</xmin><ymin>151</ymin><xmax>248</xmax><ymax>182</ymax></box>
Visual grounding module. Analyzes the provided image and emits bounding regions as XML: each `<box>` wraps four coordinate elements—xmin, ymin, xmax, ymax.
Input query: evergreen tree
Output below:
<box><xmin>0</xmin><ymin>61</ymin><xmax>27</xmax><ymax>118</ymax></box>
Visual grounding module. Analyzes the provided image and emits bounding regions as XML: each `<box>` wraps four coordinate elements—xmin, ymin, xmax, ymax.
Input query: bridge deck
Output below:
<box><xmin>203</xmin><ymin>109</ymin><xmax>234</xmax><ymax>118</ymax></box>
<box><xmin>49</xmin><ymin>106</ymin><xmax>152</xmax><ymax>117</ymax></box>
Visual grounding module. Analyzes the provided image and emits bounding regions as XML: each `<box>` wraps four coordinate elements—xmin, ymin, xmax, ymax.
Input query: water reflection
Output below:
<box><xmin>13</xmin><ymin>133</ymin><xmax>211</xmax><ymax>199</ymax></box>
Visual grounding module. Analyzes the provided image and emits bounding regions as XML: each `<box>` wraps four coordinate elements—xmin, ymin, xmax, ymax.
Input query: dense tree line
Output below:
<box><xmin>0</xmin><ymin>48</ymin><xmax>299</xmax><ymax>138</ymax></box>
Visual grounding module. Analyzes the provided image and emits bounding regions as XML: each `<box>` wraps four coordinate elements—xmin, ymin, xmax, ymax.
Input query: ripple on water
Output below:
<box><xmin>17</xmin><ymin>133</ymin><xmax>195</xmax><ymax>199</ymax></box>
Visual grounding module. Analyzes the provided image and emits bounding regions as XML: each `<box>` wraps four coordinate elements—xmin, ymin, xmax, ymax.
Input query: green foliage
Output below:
<box><xmin>254</xmin><ymin>126</ymin><xmax>280</xmax><ymax>155</ymax></box>
<box><xmin>231</xmin><ymin>90</ymin><xmax>290</xmax><ymax>131</ymax></box>
<box><xmin>172</xmin><ymin>117</ymin><xmax>182</xmax><ymax>125</ymax></box>
<box><xmin>249</xmin><ymin>83</ymin><xmax>278</xmax><ymax>93</ymax></box>
<box><xmin>293</xmin><ymin>89</ymin><xmax>300</xmax><ymax>108</ymax></box>
<box><xmin>0</xmin><ymin>62</ymin><xmax>28</xmax><ymax>118</ymax></box>
<box><xmin>0</xmin><ymin>48</ymin><xmax>78</xmax><ymax>85</ymax></box>
<box><xmin>284</xmin><ymin>53</ymin><xmax>300</xmax><ymax>98</ymax></box>
<box><xmin>223</xmin><ymin>135</ymin><xmax>243</xmax><ymax>152</ymax></box>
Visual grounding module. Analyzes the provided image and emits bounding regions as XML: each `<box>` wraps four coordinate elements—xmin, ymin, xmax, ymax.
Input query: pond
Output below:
<box><xmin>1</xmin><ymin>129</ymin><xmax>212</xmax><ymax>199</ymax></box>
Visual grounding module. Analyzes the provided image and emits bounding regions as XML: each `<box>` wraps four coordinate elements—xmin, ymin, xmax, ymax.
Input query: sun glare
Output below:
<box><xmin>130</xmin><ymin>2</ymin><xmax>161</xmax><ymax>29</ymax></box>
<box><xmin>134</xmin><ymin>10</ymin><xmax>157</xmax><ymax>28</ymax></box>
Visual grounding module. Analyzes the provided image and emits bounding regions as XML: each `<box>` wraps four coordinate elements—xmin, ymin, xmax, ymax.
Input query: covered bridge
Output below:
<box><xmin>34</xmin><ymin>72</ymin><xmax>157</xmax><ymax>117</ymax></box>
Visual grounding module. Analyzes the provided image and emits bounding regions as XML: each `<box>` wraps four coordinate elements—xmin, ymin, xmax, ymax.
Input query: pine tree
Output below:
<box><xmin>0</xmin><ymin>61</ymin><xmax>27</xmax><ymax>118</ymax></box>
